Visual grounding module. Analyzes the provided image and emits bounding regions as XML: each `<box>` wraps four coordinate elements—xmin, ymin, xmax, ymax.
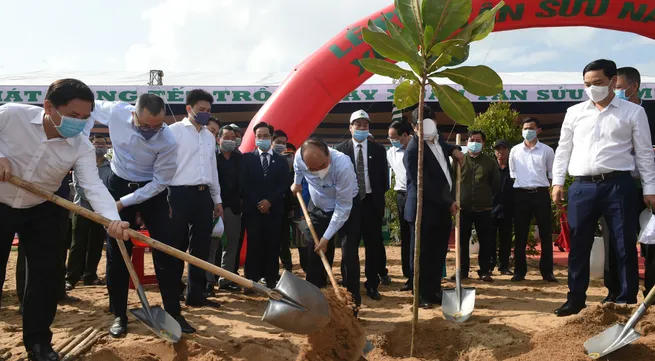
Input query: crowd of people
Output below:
<box><xmin>0</xmin><ymin>58</ymin><xmax>654</xmax><ymax>361</ymax></box>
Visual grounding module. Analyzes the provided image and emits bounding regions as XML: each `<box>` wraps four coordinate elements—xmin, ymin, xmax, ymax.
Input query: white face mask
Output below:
<box><xmin>422</xmin><ymin>118</ymin><xmax>438</xmax><ymax>142</ymax></box>
<box><xmin>585</xmin><ymin>84</ymin><xmax>611</xmax><ymax>103</ymax></box>
<box><xmin>311</xmin><ymin>163</ymin><xmax>331</xmax><ymax>179</ymax></box>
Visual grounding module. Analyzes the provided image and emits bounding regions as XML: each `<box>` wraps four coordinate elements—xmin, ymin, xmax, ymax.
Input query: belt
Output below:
<box><xmin>517</xmin><ymin>187</ymin><xmax>549</xmax><ymax>193</ymax></box>
<box><xmin>111</xmin><ymin>172</ymin><xmax>150</xmax><ymax>190</ymax></box>
<box><xmin>172</xmin><ymin>185</ymin><xmax>209</xmax><ymax>191</ymax></box>
<box><xmin>575</xmin><ymin>171</ymin><xmax>630</xmax><ymax>183</ymax></box>
<box><xmin>396</xmin><ymin>190</ymin><xmax>407</xmax><ymax>195</ymax></box>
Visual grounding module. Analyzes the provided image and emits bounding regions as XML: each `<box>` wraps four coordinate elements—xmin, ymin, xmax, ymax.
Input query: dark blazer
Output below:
<box><xmin>403</xmin><ymin>137</ymin><xmax>458</xmax><ymax>223</ymax></box>
<box><xmin>240</xmin><ymin>149</ymin><xmax>288</xmax><ymax>216</ymax></box>
<box><xmin>334</xmin><ymin>139</ymin><xmax>389</xmax><ymax>213</ymax></box>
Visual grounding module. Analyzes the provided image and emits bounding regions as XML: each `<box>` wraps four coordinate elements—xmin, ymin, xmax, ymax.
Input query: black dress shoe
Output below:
<box><xmin>419</xmin><ymin>298</ymin><xmax>434</xmax><ymax>309</ymax></box>
<box><xmin>366</xmin><ymin>288</ymin><xmax>381</xmax><ymax>301</ymax></box>
<box><xmin>450</xmin><ymin>273</ymin><xmax>469</xmax><ymax>281</ymax></box>
<box><xmin>109</xmin><ymin>317</ymin><xmax>127</xmax><ymax>338</ymax></box>
<box><xmin>480</xmin><ymin>274</ymin><xmax>494</xmax><ymax>282</ymax></box>
<box><xmin>58</xmin><ymin>293</ymin><xmax>80</xmax><ymax>303</ymax></box>
<box><xmin>554</xmin><ymin>301</ymin><xmax>586</xmax><ymax>317</ymax></box>
<box><xmin>186</xmin><ymin>298</ymin><xmax>221</xmax><ymax>309</ymax></box>
<box><xmin>499</xmin><ymin>269</ymin><xmax>514</xmax><ymax>276</ymax></box>
<box><xmin>220</xmin><ymin>283</ymin><xmax>242</xmax><ymax>292</ymax></box>
<box><xmin>398</xmin><ymin>284</ymin><xmax>413</xmax><ymax>292</ymax></box>
<box><xmin>203</xmin><ymin>285</ymin><xmax>216</xmax><ymax>298</ymax></box>
<box><xmin>379</xmin><ymin>274</ymin><xmax>392</xmax><ymax>286</ymax></box>
<box><xmin>64</xmin><ymin>281</ymin><xmax>74</xmax><ymax>291</ymax></box>
<box><xmin>542</xmin><ymin>274</ymin><xmax>558</xmax><ymax>282</ymax></box>
<box><xmin>27</xmin><ymin>343</ymin><xmax>59</xmax><ymax>361</ymax></box>
<box><xmin>511</xmin><ymin>275</ymin><xmax>525</xmax><ymax>282</ymax></box>
<box><xmin>175</xmin><ymin>315</ymin><xmax>196</xmax><ymax>334</ymax></box>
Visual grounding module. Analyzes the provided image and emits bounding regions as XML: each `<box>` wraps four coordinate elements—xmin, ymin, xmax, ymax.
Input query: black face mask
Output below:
<box><xmin>138</xmin><ymin>128</ymin><xmax>158</xmax><ymax>140</ymax></box>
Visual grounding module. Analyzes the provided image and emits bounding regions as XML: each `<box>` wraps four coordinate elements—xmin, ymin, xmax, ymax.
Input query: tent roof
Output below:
<box><xmin>2</xmin><ymin>71</ymin><xmax>653</xmax><ymax>87</ymax></box>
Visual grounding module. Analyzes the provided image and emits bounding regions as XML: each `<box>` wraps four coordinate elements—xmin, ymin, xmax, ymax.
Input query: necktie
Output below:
<box><xmin>356</xmin><ymin>144</ymin><xmax>366</xmax><ymax>200</ymax></box>
<box><xmin>262</xmin><ymin>153</ymin><xmax>269</xmax><ymax>176</ymax></box>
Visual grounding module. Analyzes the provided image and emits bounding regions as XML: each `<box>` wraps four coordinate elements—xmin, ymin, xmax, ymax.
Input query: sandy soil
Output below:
<box><xmin>1</xmin><ymin>245</ymin><xmax>654</xmax><ymax>361</ymax></box>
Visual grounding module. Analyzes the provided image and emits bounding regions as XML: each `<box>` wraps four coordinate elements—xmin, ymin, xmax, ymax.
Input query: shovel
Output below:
<box><xmin>8</xmin><ymin>175</ymin><xmax>331</xmax><ymax>335</ymax></box>
<box><xmin>442</xmin><ymin>134</ymin><xmax>476</xmax><ymax>323</ymax></box>
<box><xmin>584</xmin><ymin>280</ymin><xmax>655</xmax><ymax>359</ymax></box>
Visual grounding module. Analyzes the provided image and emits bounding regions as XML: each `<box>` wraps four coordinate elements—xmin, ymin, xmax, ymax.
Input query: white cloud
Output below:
<box><xmin>611</xmin><ymin>36</ymin><xmax>655</xmax><ymax>51</ymax></box>
<box><xmin>544</xmin><ymin>27</ymin><xmax>599</xmax><ymax>48</ymax></box>
<box><xmin>634</xmin><ymin>61</ymin><xmax>655</xmax><ymax>76</ymax></box>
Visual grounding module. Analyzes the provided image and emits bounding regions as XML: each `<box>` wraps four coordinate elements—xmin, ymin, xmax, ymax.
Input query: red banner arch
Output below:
<box><xmin>240</xmin><ymin>0</ymin><xmax>655</xmax><ymax>151</ymax></box>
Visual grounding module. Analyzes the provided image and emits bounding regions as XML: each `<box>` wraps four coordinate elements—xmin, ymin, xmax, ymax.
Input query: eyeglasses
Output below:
<box><xmin>134</xmin><ymin>113</ymin><xmax>163</xmax><ymax>132</ymax></box>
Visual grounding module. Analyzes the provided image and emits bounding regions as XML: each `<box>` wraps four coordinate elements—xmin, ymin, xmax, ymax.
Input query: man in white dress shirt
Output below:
<box><xmin>552</xmin><ymin>59</ymin><xmax>655</xmax><ymax>316</ymax></box>
<box><xmin>387</xmin><ymin>119</ymin><xmax>413</xmax><ymax>291</ymax></box>
<box><xmin>0</xmin><ymin>78</ymin><xmax>129</xmax><ymax>361</ymax></box>
<box><xmin>168</xmin><ymin>89</ymin><xmax>223</xmax><ymax>309</ymax></box>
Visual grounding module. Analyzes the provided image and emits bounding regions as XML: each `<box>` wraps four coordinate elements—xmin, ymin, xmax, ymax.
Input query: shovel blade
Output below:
<box><xmin>130</xmin><ymin>306</ymin><xmax>182</xmax><ymax>343</ymax></box>
<box><xmin>262</xmin><ymin>271</ymin><xmax>331</xmax><ymax>334</ymax></box>
<box><xmin>584</xmin><ymin>324</ymin><xmax>641</xmax><ymax>359</ymax></box>
<box><xmin>442</xmin><ymin>287</ymin><xmax>476</xmax><ymax>323</ymax></box>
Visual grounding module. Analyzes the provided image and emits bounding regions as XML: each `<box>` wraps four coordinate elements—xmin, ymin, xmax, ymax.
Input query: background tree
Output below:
<box><xmin>469</xmin><ymin>101</ymin><xmax>522</xmax><ymax>156</ymax></box>
<box><xmin>359</xmin><ymin>0</ymin><xmax>505</xmax><ymax>356</ymax></box>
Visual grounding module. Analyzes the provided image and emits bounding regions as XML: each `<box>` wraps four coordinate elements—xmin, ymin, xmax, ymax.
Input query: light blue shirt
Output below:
<box><xmin>294</xmin><ymin>148</ymin><xmax>358</xmax><ymax>240</ymax></box>
<box><xmin>89</xmin><ymin>100</ymin><xmax>177</xmax><ymax>207</ymax></box>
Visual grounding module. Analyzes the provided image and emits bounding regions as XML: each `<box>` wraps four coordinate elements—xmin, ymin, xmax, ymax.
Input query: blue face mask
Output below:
<box><xmin>256</xmin><ymin>139</ymin><xmax>271</xmax><ymax>151</ymax></box>
<box><xmin>50</xmin><ymin>110</ymin><xmax>87</xmax><ymax>138</ymax></box>
<box><xmin>522</xmin><ymin>129</ymin><xmax>537</xmax><ymax>142</ymax></box>
<box><xmin>273</xmin><ymin>143</ymin><xmax>287</xmax><ymax>154</ymax></box>
<box><xmin>467</xmin><ymin>141</ymin><xmax>482</xmax><ymax>153</ymax></box>
<box><xmin>391</xmin><ymin>140</ymin><xmax>402</xmax><ymax>149</ymax></box>
<box><xmin>192</xmin><ymin>110</ymin><xmax>211</xmax><ymax>126</ymax></box>
<box><xmin>353</xmin><ymin>129</ymin><xmax>369</xmax><ymax>142</ymax></box>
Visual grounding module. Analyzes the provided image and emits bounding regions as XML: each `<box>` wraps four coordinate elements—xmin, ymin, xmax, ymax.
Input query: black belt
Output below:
<box><xmin>112</xmin><ymin>173</ymin><xmax>149</xmax><ymax>190</ymax></box>
<box><xmin>171</xmin><ymin>185</ymin><xmax>209</xmax><ymax>191</ymax></box>
<box><xmin>575</xmin><ymin>171</ymin><xmax>630</xmax><ymax>183</ymax></box>
<box><xmin>516</xmin><ymin>187</ymin><xmax>549</xmax><ymax>194</ymax></box>
<box><xmin>396</xmin><ymin>190</ymin><xmax>407</xmax><ymax>195</ymax></box>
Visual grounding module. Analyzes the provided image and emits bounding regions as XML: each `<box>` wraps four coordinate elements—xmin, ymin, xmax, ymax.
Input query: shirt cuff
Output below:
<box><xmin>212</xmin><ymin>195</ymin><xmax>222</xmax><ymax>204</ymax></box>
<box><xmin>120</xmin><ymin>193</ymin><xmax>136</xmax><ymax>208</ymax></box>
<box><xmin>642</xmin><ymin>184</ymin><xmax>655</xmax><ymax>196</ymax></box>
<box><xmin>323</xmin><ymin>225</ymin><xmax>336</xmax><ymax>241</ymax></box>
<box><xmin>294</xmin><ymin>173</ymin><xmax>303</xmax><ymax>185</ymax></box>
<box><xmin>552</xmin><ymin>176</ymin><xmax>566</xmax><ymax>186</ymax></box>
<box><xmin>100</xmin><ymin>209</ymin><xmax>122</xmax><ymax>221</ymax></box>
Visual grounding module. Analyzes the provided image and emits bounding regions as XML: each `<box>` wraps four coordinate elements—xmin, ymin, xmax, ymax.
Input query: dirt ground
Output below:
<box><xmin>1</xmin><ymin>245</ymin><xmax>654</xmax><ymax>361</ymax></box>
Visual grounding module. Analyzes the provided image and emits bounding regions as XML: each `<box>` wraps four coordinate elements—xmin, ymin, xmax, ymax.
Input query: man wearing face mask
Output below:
<box><xmin>387</xmin><ymin>119</ymin><xmax>413</xmax><ymax>291</ymax></box>
<box><xmin>335</xmin><ymin>110</ymin><xmax>390</xmax><ymax>300</ymax></box>
<box><xmin>0</xmin><ymin>79</ymin><xmax>129</xmax><ymax>361</ymax></box>
<box><xmin>168</xmin><ymin>89</ymin><xmax>223</xmax><ymax>309</ymax></box>
<box><xmin>65</xmin><ymin>135</ymin><xmax>113</xmax><ymax>290</ymax></box>
<box><xmin>491</xmin><ymin>140</ymin><xmax>515</xmax><ymax>275</ymax></box>
<box><xmin>88</xmin><ymin>94</ymin><xmax>192</xmax><ymax>337</ymax></box>
<box><xmin>508</xmin><ymin>117</ymin><xmax>556</xmax><ymax>283</ymax></box>
<box><xmin>240</xmin><ymin>122</ymin><xmax>288</xmax><ymax>289</ymax></box>
<box><xmin>229</xmin><ymin>123</ymin><xmax>243</xmax><ymax>154</ymax></box>
<box><xmin>276</xmin><ymin>134</ymin><xmax>295</xmax><ymax>273</ymax></box>
<box><xmin>455</xmin><ymin>130</ymin><xmax>499</xmax><ymax>282</ymax></box>
<box><xmin>291</xmin><ymin>137</ymin><xmax>361</xmax><ymax>307</ymax></box>
<box><xmin>552</xmin><ymin>59</ymin><xmax>655</xmax><ymax>316</ymax></box>
<box><xmin>405</xmin><ymin>104</ymin><xmax>463</xmax><ymax>308</ymax></box>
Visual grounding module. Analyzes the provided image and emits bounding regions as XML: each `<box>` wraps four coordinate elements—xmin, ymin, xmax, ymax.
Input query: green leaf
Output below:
<box><xmin>423</xmin><ymin>26</ymin><xmax>435</xmax><ymax>52</ymax></box>
<box><xmin>367</xmin><ymin>19</ymin><xmax>386</xmax><ymax>33</ymax></box>
<box><xmin>427</xmin><ymin>54</ymin><xmax>453</xmax><ymax>73</ymax></box>
<box><xmin>358</xmin><ymin>58</ymin><xmax>412</xmax><ymax>79</ymax></box>
<box><xmin>362</xmin><ymin>27</ymin><xmax>422</xmax><ymax>66</ymax></box>
<box><xmin>444</xmin><ymin>44</ymin><xmax>470</xmax><ymax>67</ymax></box>
<box><xmin>433</xmin><ymin>65</ymin><xmax>502</xmax><ymax>96</ymax></box>
<box><xmin>393</xmin><ymin>79</ymin><xmax>422</xmax><ymax>109</ymax></box>
<box><xmin>422</xmin><ymin>0</ymin><xmax>472</xmax><ymax>44</ymax></box>
<box><xmin>383</xmin><ymin>16</ymin><xmax>417</xmax><ymax>54</ymax></box>
<box><xmin>455</xmin><ymin>1</ymin><xmax>504</xmax><ymax>43</ymax></box>
<box><xmin>429</xmin><ymin>79</ymin><xmax>475</xmax><ymax>126</ymax></box>
<box><xmin>394</xmin><ymin>0</ymin><xmax>423</xmax><ymax>46</ymax></box>
<box><xmin>429</xmin><ymin>39</ymin><xmax>467</xmax><ymax>59</ymax></box>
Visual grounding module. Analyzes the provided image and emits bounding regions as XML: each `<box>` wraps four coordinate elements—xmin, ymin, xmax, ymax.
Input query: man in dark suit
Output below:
<box><xmin>404</xmin><ymin>105</ymin><xmax>462</xmax><ymax>309</ymax></box>
<box><xmin>335</xmin><ymin>110</ymin><xmax>389</xmax><ymax>300</ymax></box>
<box><xmin>240</xmin><ymin>122</ymin><xmax>288</xmax><ymax>288</ymax></box>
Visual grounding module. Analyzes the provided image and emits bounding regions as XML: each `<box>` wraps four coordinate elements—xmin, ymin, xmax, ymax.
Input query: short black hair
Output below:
<box><xmin>90</xmin><ymin>134</ymin><xmax>107</xmax><ymax>142</ymax></box>
<box><xmin>45</xmin><ymin>78</ymin><xmax>95</xmax><ymax>110</ymax></box>
<box><xmin>467</xmin><ymin>129</ymin><xmax>486</xmax><ymax>142</ymax></box>
<box><xmin>522</xmin><ymin>117</ymin><xmax>541</xmax><ymax>128</ymax></box>
<box><xmin>301</xmin><ymin>136</ymin><xmax>330</xmax><ymax>157</ymax></box>
<box><xmin>253</xmin><ymin>122</ymin><xmax>274</xmax><ymax>135</ymax></box>
<box><xmin>207</xmin><ymin>116</ymin><xmax>220</xmax><ymax>128</ymax></box>
<box><xmin>286</xmin><ymin>143</ymin><xmax>297</xmax><ymax>152</ymax></box>
<box><xmin>617</xmin><ymin>67</ymin><xmax>641</xmax><ymax>88</ymax></box>
<box><xmin>411</xmin><ymin>104</ymin><xmax>434</xmax><ymax>125</ymax></box>
<box><xmin>273</xmin><ymin>129</ymin><xmax>288</xmax><ymax>141</ymax></box>
<box><xmin>186</xmin><ymin>89</ymin><xmax>214</xmax><ymax>107</ymax></box>
<box><xmin>218</xmin><ymin>125</ymin><xmax>235</xmax><ymax>138</ymax></box>
<box><xmin>390</xmin><ymin>120</ymin><xmax>413</xmax><ymax>136</ymax></box>
<box><xmin>135</xmin><ymin>93</ymin><xmax>166</xmax><ymax>117</ymax></box>
<box><xmin>583</xmin><ymin>59</ymin><xmax>617</xmax><ymax>79</ymax></box>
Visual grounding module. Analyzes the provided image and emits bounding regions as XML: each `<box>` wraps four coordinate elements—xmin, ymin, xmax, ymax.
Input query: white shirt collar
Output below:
<box><xmin>33</xmin><ymin>110</ymin><xmax>77</xmax><ymax>146</ymax></box>
<box><xmin>521</xmin><ymin>140</ymin><xmax>541</xmax><ymax>150</ymax></box>
<box><xmin>258</xmin><ymin>147</ymin><xmax>273</xmax><ymax>156</ymax></box>
<box><xmin>352</xmin><ymin>138</ymin><xmax>367</xmax><ymax>148</ymax></box>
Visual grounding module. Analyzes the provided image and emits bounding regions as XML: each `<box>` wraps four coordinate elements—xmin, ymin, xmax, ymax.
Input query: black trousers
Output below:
<box><xmin>513</xmin><ymin>189</ymin><xmax>553</xmax><ymax>277</ymax></box>
<box><xmin>491</xmin><ymin>216</ymin><xmax>513</xmax><ymax>271</ymax></box>
<box><xmin>396</xmin><ymin>191</ymin><xmax>411</xmax><ymax>281</ymax></box>
<box><xmin>409</xmin><ymin>206</ymin><xmax>451</xmax><ymax>300</ymax></box>
<box><xmin>244</xmin><ymin>211</ymin><xmax>281</xmax><ymax>287</ymax></box>
<box><xmin>279</xmin><ymin>215</ymin><xmax>293</xmax><ymax>272</ymax></box>
<box><xmin>0</xmin><ymin>202</ymin><xmax>65</xmax><ymax>349</ymax></box>
<box><xmin>354</xmin><ymin>194</ymin><xmax>385</xmax><ymax>290</ymax></box>
<box><xmin>304</xmin><ymin>203</ymin><xmax>337</xmax><ymax>289</ymax></box>
<box><xmin>645</xmin><ymin>244</ymin><xmax>655</xmax><ymax>296</ymax></box>
<box><xmin>168</xmin><ymin>186</ymin><xmax>214</xmax><ymax>302</ymax></box>
<box><xmin>66</xmin><ymin>213</ymin><xmax>106</xmax><ymax>285</ymax></box>
<box><xmin>105</xmin><ymin>173</ymin><xmax>181</xmax><ymax>318</ymax></box>
<box><xmin>458</xmin><ymin>210</ymin><xmax>494</xmax><ymax>275</ymax></box>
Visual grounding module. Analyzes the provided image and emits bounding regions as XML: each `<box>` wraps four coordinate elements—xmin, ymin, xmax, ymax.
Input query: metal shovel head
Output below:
<box><xmin>584</xmin><ymin>324</ymin><xmax>641</xmax><ymax>359</ymax></box>
<box><xmin>130</xmin><ymin>306</ymin><xmax>182</xmax><ymax>343</ymax></box>
<box><xmin>261</xmin><ymin>271</ymin><xmax>331</xmax><ymax>335</ymax></box>
<box><xmin>442</xmin><ymin>287</ymin><xmax>476</xmax><ymax>323</ymax></box>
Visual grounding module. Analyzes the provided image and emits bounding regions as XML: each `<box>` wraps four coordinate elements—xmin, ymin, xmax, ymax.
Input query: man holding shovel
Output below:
<box><xmin>0</xmin><ymin>78</ymin><xmax>129</xmax><ymax>361</ymax></box>
<box><xmin>290</xmin><ymin>137</ymin><xmax>361</xmax><ymax>307</ymax></box>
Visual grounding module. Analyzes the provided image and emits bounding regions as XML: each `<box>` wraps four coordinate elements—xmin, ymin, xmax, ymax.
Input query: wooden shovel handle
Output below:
<box><xmin>454</xmin><ymin>134</ymin><xmax>462</xmax><ymax>272</ymax></box>
<box><xmin>7</xmin><ymin>175</ymin><xmax>258</xmax><ymax>291</ymax></box>
<box><xmin>295</xmin><ymin>192</ymin><xmax>342</xmax><ymax>299</ymax></box>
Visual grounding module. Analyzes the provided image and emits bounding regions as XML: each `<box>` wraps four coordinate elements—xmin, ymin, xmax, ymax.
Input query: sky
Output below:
<box><xmin>1</xmin><ymin>0</ymin><xmax>654</xmax><ymax>78</ymax></box>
